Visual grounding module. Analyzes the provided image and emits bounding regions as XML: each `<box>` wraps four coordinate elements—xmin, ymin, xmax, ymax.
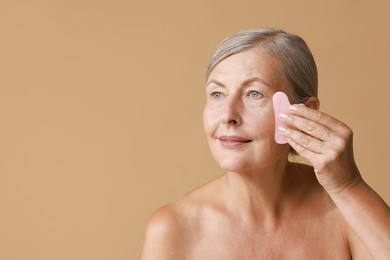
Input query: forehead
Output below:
<box><xmin>207</xmin><ymin>49</ymin><xmax>283</xmax><ymax>88</ymax></box>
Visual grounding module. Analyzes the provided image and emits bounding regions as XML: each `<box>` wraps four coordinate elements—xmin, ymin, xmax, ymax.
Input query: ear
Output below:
<box><xmin>303</xmin><ymin>96</ymin><xmax>320</xmax><ymax>110</ymax></box>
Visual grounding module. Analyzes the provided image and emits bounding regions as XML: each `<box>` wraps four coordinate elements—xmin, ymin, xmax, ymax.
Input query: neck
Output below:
<box><xmin>225</xmin><ymin>156</ymin><xmax>294</xmax><ymax>229</ymax></box>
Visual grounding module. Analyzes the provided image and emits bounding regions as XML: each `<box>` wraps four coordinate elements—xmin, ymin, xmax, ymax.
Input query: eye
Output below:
<box><xmin>249</xmin><ymin>91</ymin><xmax>262</xmax><ymax>99</ymax></box>
<box><xmin>211</xmin><ymin>91</ymin><xmax>224</xmax><ymax>100</ymax></box>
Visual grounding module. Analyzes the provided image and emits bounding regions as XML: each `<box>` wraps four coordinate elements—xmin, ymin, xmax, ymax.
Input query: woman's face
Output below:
<box><xmin>203</xmin><ymin>48</ymin><xmax>291</xmax><ymax>173</ymax></box>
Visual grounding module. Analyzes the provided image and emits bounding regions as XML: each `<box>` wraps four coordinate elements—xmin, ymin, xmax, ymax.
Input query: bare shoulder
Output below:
<box><xmin>140</xmin><ymin>174</ymin><xmax>226</xmax><ymax>259</ymax></box>
<box><xmin>145</xmin><ymin>202</ymin><xmax>188</xmax><ymax>239</ymax></box>
<box><xmin>140</xmin><ymin>203</ymin><xmax>187</xmax><ymax>259</ymax></box>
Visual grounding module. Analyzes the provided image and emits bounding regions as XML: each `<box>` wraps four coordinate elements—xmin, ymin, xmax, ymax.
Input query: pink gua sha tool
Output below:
<box><xmin>273</xmin><ymin>92</ymin><xmax>292</xmax><ymax>144</ymax></box>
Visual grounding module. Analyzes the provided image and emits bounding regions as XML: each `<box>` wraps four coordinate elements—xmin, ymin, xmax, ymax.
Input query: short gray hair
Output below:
<box><xmin>206</xmin><ymin>28</ymin><xmax>318</xmax><ymax>103</ymax></box>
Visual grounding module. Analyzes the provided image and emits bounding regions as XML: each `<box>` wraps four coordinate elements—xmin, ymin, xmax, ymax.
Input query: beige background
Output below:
<box><xmin>0</xmin><ymin>1</ymin><xmax>389</xmax><ymax>259</ymax></box>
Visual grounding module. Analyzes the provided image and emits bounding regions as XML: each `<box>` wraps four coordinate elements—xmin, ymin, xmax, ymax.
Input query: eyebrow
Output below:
<box><xmin>206</xmin><ymin>77</ymin><xmax>272</xmax><ymax>89</ymax></box>
<box><xmin>206</xmin><ymin>79</ymin><xmax>224</xmax><ymax>88</ymax></box>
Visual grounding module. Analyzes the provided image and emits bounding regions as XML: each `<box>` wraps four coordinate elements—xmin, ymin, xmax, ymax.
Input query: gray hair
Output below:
<box><xmin>206</xmin><ymin>28</ymin><xmax>318</xmax><ymax>103</ymax></box>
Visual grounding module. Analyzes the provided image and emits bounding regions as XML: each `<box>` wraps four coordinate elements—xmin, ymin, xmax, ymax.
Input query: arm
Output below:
<box><xmin>279</xmin><ymin>103</ymin><xmax>390</xmax><ymax>259</ymax></box>
<box><xmin>335</xmin><ymin>178</ymin><xmax>390</xmax><ymax>258</ymax></box>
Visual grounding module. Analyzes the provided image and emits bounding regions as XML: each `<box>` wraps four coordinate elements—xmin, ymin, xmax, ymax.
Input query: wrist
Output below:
<box><xmin>324</xmin><ymin>172</ymin><xmax>365</xmax><ymax>197</ymax></box>
<box><xmin>315</xmin><ymin>166</ymin><xmax>364</xmax><ymax>196</ymax></box>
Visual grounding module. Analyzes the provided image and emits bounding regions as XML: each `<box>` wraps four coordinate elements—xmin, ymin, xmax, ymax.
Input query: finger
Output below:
<box><xmin>285</xmin><ymin>136</ymin><xmax>321</xmax><ymax>162</ymax></box>
<box><xmin>279</xmin><ymin>126</ymin><xmax>324</xmax><ymax>154</ymax></box>
<box><xmin>289</xmin><ymin>104</ymin><xmax>353</xmax><ymax>140</ymax></box>
<box><xmin>280</xmin><ymin>112</ymin><xmax>332</xmax><ymax>142</ymax></box>
<box><xmin>289</xmin><ymin>104</ymin><xmax>339</xmax><ymax>129</ymax></box>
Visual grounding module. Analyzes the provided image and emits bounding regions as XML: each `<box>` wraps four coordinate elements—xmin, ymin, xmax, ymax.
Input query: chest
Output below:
<box><xmin>191</xmin><ymin>216</ymin><xmax>351</xmax><ymax>260</ymax></box>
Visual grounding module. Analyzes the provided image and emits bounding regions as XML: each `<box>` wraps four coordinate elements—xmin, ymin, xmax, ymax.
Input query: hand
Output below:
<box><xmin>279</xmin><ymin>104</ymin><xmax>363</xmax><ymax>194</ymax></box>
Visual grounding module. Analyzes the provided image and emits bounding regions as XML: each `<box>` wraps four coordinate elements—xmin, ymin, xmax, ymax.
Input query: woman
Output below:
<box><xmin>141</xmin><ymin>28</ymin><xmax>390</xmax><ymax>259</ymax></box>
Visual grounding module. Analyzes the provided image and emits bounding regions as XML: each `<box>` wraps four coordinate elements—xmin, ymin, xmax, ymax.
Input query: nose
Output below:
<box><xmin>222</xmin><ymin>97</ymin><xmax>242</xmax><ymax>126</ymax></box>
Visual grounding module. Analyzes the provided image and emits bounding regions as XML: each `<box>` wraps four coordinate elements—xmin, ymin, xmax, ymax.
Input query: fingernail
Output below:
<box><xmin>278</xmin><ymin>126</ymin><xmax>286</xmax><ymax>133</ymax></box>
<box><xmin>279</xmin><ymin>113</ymin><xmax>287</xmax><ymax>120</ymax></box>
<box><xmin>289</xmin><ymin>105</ymin><xmax>297</xmax><ymax>111</ymax></box>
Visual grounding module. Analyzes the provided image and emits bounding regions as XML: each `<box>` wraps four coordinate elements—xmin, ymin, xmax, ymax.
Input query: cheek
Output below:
<box><xmin>249</xmin><ymin>106</ymin><xmax>275</xmax><ymax>135</ymax></box>
<box><xmin>203</xmin><ymin>107</ymin><xmax>218</xmax><ymax>136</ymax></box>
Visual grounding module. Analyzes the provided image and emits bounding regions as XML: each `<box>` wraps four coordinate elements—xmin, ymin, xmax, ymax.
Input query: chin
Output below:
<box><xmin>218</xmin><ymin>161</ymin><xmax>246</xmax><ymax>172</ymax></box>
<box><xmin>215</xmin><ymin>154</ymin><xmax>262</xmax><ymax>173</ymax></box>
<box><xmin>213</xmin><ymin>148</ymin><xmax>289</xmax><ymax>173</ymax></box>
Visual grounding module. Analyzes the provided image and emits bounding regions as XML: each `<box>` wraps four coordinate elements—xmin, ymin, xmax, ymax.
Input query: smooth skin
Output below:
<box><xmin>140</xmin><ymin>48</ymin><xmax>390</xmax><ymax>259</ymax></box>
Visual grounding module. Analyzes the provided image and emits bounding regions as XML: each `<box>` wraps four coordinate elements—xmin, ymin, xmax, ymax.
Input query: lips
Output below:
<box><xmin>217</xmin><ymin>135</ymin><xmax>252</xmax><ymax>148</ymax></box>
